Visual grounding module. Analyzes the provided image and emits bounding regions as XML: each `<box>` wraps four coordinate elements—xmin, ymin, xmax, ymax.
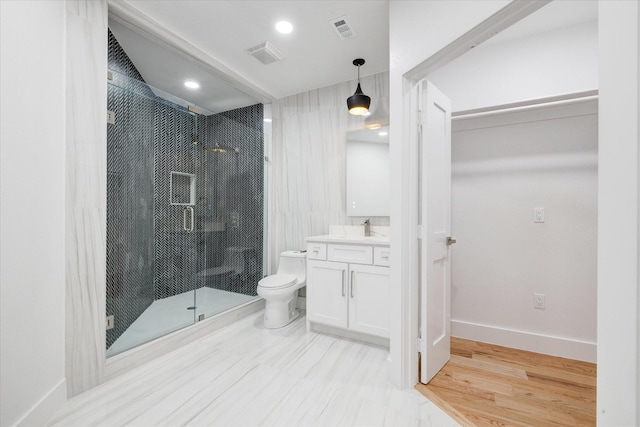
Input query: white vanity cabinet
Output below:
<box><xmin>306</xmin><ymin>238</ymin><xmax>390</xmax><ymax>342</ymax></box>
<box><xmin>348</xmin><ymin>263</ymin><xmax>390</xmax><ymax>337</ymax></box>
<box><xmin>306</xmin><ymin>260</ymin><xmax>349</xmax><ymax>329</ymax></box>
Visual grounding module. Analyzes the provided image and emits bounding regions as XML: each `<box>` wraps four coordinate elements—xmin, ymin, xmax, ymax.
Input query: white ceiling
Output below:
<box><xmin>113</xmin><ymin>0</ymin><xmax>389</xmax><ymax>114</ymax></box>
<box><xmin>484</xmin><ymin>0</ymin><xmax>597</xmax><ymax>46</ymax></box>
<box><xmin>109</xmin><ymin>18</ymin><xmax>260</xmax><ymax>115</ymax></box>
<box><xmin>110</xmin><ymin>0</ymin><xmax>597</xmax><ymax>115</ymax></box>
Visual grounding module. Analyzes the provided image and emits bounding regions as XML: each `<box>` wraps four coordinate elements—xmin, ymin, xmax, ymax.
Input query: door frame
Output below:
<box><xmin>391</xmin><ymin>0</ymin><xmax>552</xmax><ymax>389</ymax></box>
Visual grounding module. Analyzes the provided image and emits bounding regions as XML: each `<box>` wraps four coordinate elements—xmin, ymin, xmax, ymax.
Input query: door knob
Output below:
<box><xmin>446</xmin><ymin>236</ymin><xmax>457</xmax><ymax>246</ymax></box>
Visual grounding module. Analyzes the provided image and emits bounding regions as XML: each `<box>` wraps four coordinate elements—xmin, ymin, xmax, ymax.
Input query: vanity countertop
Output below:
<box><xmin>305</xmin><ymin>234</ymin><xmax>390</xmax><ymax>245</ymax></box>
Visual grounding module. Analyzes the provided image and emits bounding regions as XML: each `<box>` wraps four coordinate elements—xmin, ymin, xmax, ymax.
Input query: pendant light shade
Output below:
<box><xmin>347</xmin><ymin>58</ymin><xmax>370</xmax><ymax>115</ymax></box>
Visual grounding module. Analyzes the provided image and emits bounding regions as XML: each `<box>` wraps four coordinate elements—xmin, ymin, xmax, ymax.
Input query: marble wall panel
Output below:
<box><xmin>65</xmin><ymin>0</ymin><xmax>108</xmax><ymax>397</ymax></box>
<box><xmin>271</xmin><ymin>72</ymin><xmax>389</xmax><ymax>271</ymax></box>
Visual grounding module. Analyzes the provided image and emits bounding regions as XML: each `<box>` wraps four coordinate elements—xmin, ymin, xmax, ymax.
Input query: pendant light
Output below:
<box><xmin>347</xmin><ymin>58</ymin><xmax>371</xmax><ymax>115</ymax></box>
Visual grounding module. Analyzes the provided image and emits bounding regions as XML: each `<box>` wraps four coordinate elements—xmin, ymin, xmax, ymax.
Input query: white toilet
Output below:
<box><xmin>257</xmin><ymin>250</ymin><xmax>306</xmax><ymax>329</ymax></box>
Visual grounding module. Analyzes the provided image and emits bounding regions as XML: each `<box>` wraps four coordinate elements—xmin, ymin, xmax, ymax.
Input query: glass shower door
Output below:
<box><xmin>151</xmin><ymin>98</ymin><xmax>200</xmax><ymax>333</ymax></box>
<box><xmin>106</xmin><ymin>69</ymin><xmax>200</xmax><ymax>356</ymax></box>
<box><xmin>193</xmin><ymin>105</ymin><xmax>264</xmax><ymax>319</ymax></box>
<box><xmin>106</xmin><ymin>25</ymin><xmax>266</xmax><ymax>357</ymax></box>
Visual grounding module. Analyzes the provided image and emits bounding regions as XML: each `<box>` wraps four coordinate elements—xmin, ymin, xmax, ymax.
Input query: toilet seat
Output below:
<box><xmin>258</xmin><ymin>274</ymin><xmax>297</xmax><ymax>290</ymax></box>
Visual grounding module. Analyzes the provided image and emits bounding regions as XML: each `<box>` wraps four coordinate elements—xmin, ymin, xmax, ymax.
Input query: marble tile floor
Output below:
<box><xmin>107</xmin><ymin>288</ymin><xmax>258</xmax><ymax>357</ymax></box>
<box><xmin>51</xmin><ymin>311</ymin><xmax>459</xmax><ymax>427</ymax></box>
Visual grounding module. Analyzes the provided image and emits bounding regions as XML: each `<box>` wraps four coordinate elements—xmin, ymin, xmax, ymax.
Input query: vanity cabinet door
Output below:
<box><xmin>348</xmin><ymin>264</ymin><xmax>390</xmax><ymax>338</ymax></box>
<box><xmin>307</xmin><ymin>260</ymin><xmax>348</xmax><ymax>329</ymax></box>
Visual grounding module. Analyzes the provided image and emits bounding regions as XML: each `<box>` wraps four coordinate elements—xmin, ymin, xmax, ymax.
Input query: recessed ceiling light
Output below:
<box><xmin>184</xmin><ymin>80</ymin><xmax>200</xmax><ymax>89</ymax></box>
<box><xmin>379</xmin><ymin>131</ymin><xmax>388</xmax><ymax>136</ymax></box>
<box><xmin>275</xmin><ymin>21</ymin><xmax>293</xmax><ymax>34</ymax></box>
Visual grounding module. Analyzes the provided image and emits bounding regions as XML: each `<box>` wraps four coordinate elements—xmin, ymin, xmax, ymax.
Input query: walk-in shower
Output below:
<box><xmin>106</xmin><ymin>29</ymin><xmax>266</xmax><ymax>356</ymax></box>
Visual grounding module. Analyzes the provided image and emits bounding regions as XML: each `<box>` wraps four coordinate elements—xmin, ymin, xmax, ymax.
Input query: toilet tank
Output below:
<box><xmin>277</xmin><ymin>250</ymin><xmax>307</xmax><ymax>284</ymax></box>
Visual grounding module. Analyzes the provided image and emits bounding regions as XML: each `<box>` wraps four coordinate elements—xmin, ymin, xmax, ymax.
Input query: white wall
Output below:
<box><xmin>429</xmin><ymin>20</ymin><xmax>598</xmax><ymax>112</ymax></box>
<box><xmin>450</xmin><ymin>101</ymin><xmax>598</xmax><ymax>362</ymax></box>
<box><xmin>417</xmin><ymin>6</ymin><xmax>599</xmax><ymax>361</ymax></box>
<box><xmin>390</xmin><ymin>0</ymin><xmax>640</xmax><ymax>422</ymax></box>
<box><xmin>0</xmin><ymin>2</ymin><xmax>67</xmax><ymax>426</ymax></box>
<box><xmin>389</xmin><ymin>0</ymin><xmax>511</xmax><ymax>388</ymax></box>
<box><xmin>597</xmin><ymin>1</ymin><xmax>640</xmax><ymax>425</ymax></box>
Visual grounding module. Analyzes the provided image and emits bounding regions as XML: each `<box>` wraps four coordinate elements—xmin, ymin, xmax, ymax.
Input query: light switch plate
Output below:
<box><xmin>534</xmin><ymin>293</ymin><xmax>546</xmax><ymax>309</ymax></box>
<box><xmin>534</xmin><ymin>207</ymin><xmax>545</xmax><ymax>223</ymax></box>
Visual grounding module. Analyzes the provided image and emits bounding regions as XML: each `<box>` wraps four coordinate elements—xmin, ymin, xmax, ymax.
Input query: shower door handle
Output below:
<box><xmin>183</xmin><ymin>208</ymin><xmax>188</xmax><ymax>231</ymax></box>
<box><xmin>183</xmin><ymin>206</ymin><xmax>194</xmax><ymax>232</ymax></box>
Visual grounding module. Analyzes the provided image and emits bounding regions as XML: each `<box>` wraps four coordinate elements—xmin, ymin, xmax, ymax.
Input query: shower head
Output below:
<box><xmin>207</xmin><ymin>143</ymin><xmax>239</xmax><ymax>154</ymax></box>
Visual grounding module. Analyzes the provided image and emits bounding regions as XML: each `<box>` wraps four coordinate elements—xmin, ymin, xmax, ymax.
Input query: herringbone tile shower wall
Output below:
<box><xmin>106</xmin><ymin>30</ymin><xmax>263</xmax><ymax>349</ymax></box>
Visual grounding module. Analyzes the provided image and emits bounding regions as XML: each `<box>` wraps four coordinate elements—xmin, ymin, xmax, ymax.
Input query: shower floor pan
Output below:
<box><xmin>107</xmin><ymin>287</ymin><xmax>257</xmax><ymax>357</ymax></box>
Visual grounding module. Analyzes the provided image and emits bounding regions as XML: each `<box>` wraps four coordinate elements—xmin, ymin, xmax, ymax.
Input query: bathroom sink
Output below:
<box><xmin>306</xmin><ymin>234</ymin><xmax>390</xmax><ymax>243</ymax></box>
<box><xmin>307</xmin><ymin>225</ymin><xmax>390</xmax><ymax>244</ymax></box>
<box><xmin>331</xmin><ymin>235</ymin><xmax>385</xmax><ymax>240</ymax></box>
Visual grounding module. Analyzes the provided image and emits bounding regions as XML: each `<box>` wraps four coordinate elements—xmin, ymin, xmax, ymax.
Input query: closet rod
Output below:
<box><xmin>452</xmin><ymin>90</ymin><xmax>598</xmax><ymax>120</ymax></box>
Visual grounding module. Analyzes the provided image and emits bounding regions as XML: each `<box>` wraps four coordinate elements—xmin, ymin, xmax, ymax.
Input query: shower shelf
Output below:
<box><xmin>170</xmin><ymin>171</ymin><xmax>196</xmax><ymax>205</ymax></box>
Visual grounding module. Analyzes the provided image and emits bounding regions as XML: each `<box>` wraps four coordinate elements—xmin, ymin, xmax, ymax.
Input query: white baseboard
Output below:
<box><xmin>308</xmin><ymin>321</ymin><xmax>390</xmax><ymax>348</ymax></box>
<box><xmin>15</xmin><ymin>378</ymin><xmax>66</xmax><ymax>427</ymax></box>
<box><xmin>451</xmin><ymin>319</ymin><xmax>597</xmax><ymax>363</ymax></box>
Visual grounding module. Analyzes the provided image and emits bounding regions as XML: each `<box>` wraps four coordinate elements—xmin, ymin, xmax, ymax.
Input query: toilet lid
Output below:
<box><xmin>259</xmin><ymin>274</ymin><xmax>297</xmax><ymax>289</ymax></box>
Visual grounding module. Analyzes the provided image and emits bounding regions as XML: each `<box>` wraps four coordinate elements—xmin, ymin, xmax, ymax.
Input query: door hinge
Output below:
<box><xmin>416</xmin><ymin>225</ymin><xmax>424</xmax><ymax>240</ymax></box>
<box><xmin>106</xmin><ymin>315</ymin><xmax>114</xmax><ymax>330</ymax></box>
<box><xmin>417</xmin><ymin>336</ymin><xmax>425</xmax><ymax>350</ymax></box>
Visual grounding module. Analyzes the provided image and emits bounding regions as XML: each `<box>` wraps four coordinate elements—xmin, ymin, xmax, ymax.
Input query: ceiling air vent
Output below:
<box><xmin>246</xmin><ymin>41</ymin><xmax>285</xmax><ymax>65</ymax></box>
<box><xmin>329</xmin><ymin>15</ymin><xmax>357</xmax><ymax>40</ymax></box>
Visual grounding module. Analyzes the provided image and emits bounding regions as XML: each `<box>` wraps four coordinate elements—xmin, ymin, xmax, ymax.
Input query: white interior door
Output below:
<box><xmin>418</xmin><ymin>80</ymin><xmax>452</xmax><ymax>384</ymax></box>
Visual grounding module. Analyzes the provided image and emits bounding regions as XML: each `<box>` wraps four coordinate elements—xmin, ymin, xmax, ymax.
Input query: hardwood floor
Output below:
<box><xmin>416</xmin><ymin>337</ymin><xmax>596</xmax><ymax>427</ymax></box>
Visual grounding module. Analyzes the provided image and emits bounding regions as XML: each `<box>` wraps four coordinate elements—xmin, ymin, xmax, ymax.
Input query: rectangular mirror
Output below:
<box><xmin>346</xmin><ymin>127</ymin><xmax>390</xmax><ymax>216</ymax></box>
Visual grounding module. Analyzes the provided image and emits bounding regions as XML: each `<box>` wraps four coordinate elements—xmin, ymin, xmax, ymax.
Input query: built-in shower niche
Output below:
<box><xmin>170</xmin><ymin>171</ymin><xmax>196</xmax><ymax>206</ymax></box>
<box><xmin>106</xmin><ymin>29</ymin><xmax>265</xmax><ymax>357</ymax></box>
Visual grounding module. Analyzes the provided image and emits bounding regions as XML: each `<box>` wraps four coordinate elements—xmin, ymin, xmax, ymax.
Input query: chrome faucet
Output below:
<box><xmin>363</xmin><ymin>219</ymin><xmax>371</xmax><ymax>237</ymax></box>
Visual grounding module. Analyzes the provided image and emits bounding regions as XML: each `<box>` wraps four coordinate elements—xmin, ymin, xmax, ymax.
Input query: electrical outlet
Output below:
<box><xmin>534</xmin><ymin>207</ymin><xmax>545</xmax><ymax>223</ymax></box>
<box><xmin>534</xmin><ymin>293</ymin><xmax>546</xmax><ymax>309</ymax></box>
